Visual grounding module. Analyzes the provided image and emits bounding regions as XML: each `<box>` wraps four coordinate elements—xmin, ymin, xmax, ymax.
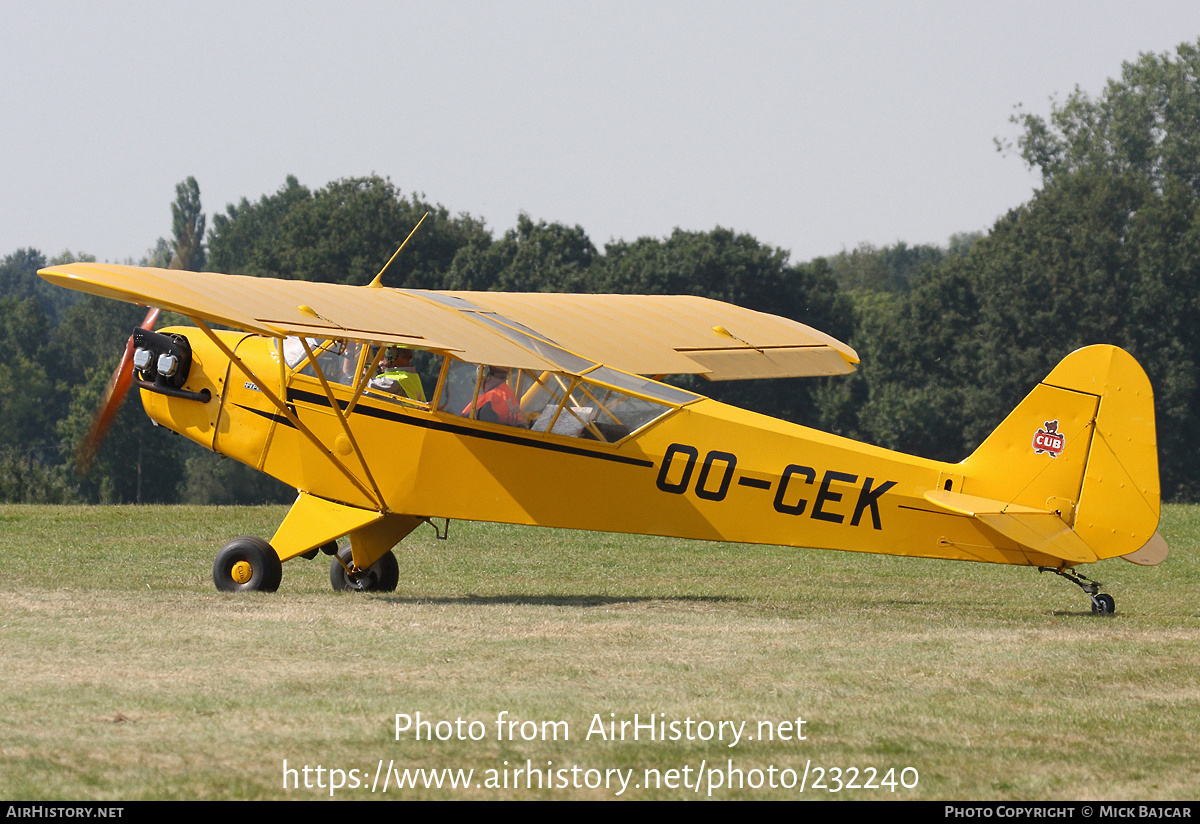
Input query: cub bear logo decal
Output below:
<box><xmin>1032</xmin><ymin>420</ymin><xmax>1064</xmax><ymax>457</ymax></box>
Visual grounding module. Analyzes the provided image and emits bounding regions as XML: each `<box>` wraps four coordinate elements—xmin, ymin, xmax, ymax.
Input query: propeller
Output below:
<box><xmin>76</xmin><ymin>306</ymin><xmax>161</xmax><ymax>474</ymax></box>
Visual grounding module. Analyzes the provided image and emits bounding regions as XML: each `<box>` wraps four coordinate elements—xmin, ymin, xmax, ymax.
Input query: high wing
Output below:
<box><xmin>443</xmin><ymin>291</ymin><xmax>858</xmax><ymax>379</ymax></box>
<box><xmin>37</xmin><ymin>263</ymin><xmax>858</xmax><ymax>380</ymax></box>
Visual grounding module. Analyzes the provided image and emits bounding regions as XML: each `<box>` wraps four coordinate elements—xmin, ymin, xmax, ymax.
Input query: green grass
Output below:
<box><xmin>1</xmin><ymin>504</ymin><xmax>1197</xmax><ymax>800</ymax></box>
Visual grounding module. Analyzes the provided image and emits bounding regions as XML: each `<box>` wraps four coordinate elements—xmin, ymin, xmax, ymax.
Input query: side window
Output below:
<box><xmin>523</xmin><ymin>371</ymin><xmax>673</xmax><ymax>442</ymax></box>
<box><xmin>411</xmin><ymin>350</ymin><xmax>444</xmax><ymax>400</ymax></box>
<box><xmin>281</xmin><ymin>336</ymin><xmax>310</xmax><ymax>369</ymax></box>
<box><xmin>528</xmin><ymin>377</ymin><xmax>604</xmax><ymax>439</ymax></box>
<box><xmin>584</xmin><ymin>385</ymin><xmax>673</xmax><ymax>441</ymax></box>
<box><xmin>366</xmin><ymin>346</ymin><xmax>440</xmax><ymax>406</ymax></box>
<box><xmin>327</xmin><ymin>342</ymin><xmax>365</xmax><ymax>387</ymax></box>
<box><xmin>439</xmin><ymin>359</ymin><xmax>482</xmax><ymax>417</ymax></box>
<box><xmin>433</xmin><ymin>359</ymin><xmax>678</xmax><ymax>441</ymax></box>
<box><xmin>364</xmin><ymin>346</ymin><xmax>444</xmax><ymax>409</ymax></box>
<box><xmin>520</xmin><ymin>371</ymin><xmax>575</xmax><ymax>432</ymax></box>
<box><xmin>283</xmin><ymin>337</ymin><xmax>444</xmax><ymax>410</ymax></box>
<box><xmin>286</xmin><ymin>337</ymin><xmax>362</xmax><ymax>387</ymax></box>
<box><xmin>444</xmin><ymin>362</ymin><xmax>523</xmax><ymax>428</ymax></box>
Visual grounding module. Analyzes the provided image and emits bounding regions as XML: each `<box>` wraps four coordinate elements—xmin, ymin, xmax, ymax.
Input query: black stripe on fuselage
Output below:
<box><xmin>285</xmin><ymin>388</ymin><xmax>655</xmax><ymax>468</ymax></box>
<box><xmin>233</xmin><ymin>404</ymin><xmax>298</xmax><ymax>429</ymax></box>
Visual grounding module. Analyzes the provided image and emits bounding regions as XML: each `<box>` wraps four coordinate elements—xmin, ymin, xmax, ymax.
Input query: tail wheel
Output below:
<box><xmin>214</xmin><ymin>537</ymin><xmax>283</xmax><ymax>592</ymax></box>
<box><xmin>1038</xmin><ymin>566</ymin><xmax>1116</xmax><ymax>617</ymax></box>
<box><xmin>330</xmin><ymin>544</ymin><xmax>399</xmax><ymax>592</ymax></box>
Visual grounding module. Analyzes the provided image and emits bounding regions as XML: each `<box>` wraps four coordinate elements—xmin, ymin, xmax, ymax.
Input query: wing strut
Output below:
<box><xmin>297</xmin><ymin>337</ymin><xmax>386</xmax><ymax>506</ymax></box>
<box><xmin>344</xmin><ymin>345</ymin><xmax>387</xmax><ymax>417</ymax></box>
<box><xmin>190</xmin><ymin>318</ymin><xmax>384</xmax><ymax>509</ymax></box>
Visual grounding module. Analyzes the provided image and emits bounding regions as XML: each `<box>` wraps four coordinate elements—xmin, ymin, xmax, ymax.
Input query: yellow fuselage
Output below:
<box><xmin>139</xmin><ymin>328</ymin><xmax>1156</xmax><ymax>570</ymax></box>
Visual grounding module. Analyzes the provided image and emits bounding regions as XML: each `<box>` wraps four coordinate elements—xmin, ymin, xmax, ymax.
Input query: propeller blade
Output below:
<box><xmin>76</xmin><ymin>307</ymin><xmax>161</xmax><ymax>474</ymax></box>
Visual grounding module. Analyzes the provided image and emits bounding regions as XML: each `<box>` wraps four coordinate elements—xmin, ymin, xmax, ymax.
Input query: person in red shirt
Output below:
<box><xmin>462</xmin><ymin>366</ymin><xmax>521</xmax><ymax>426</ymax></box>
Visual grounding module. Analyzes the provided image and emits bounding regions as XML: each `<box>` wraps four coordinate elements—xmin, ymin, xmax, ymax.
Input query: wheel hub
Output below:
<box><xmin>230</xmin><ymin>560</ymin><xmax>253</xmax><ymax>584</ymax></box>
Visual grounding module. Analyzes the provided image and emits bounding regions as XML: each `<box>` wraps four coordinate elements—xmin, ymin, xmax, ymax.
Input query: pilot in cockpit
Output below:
<box><xmin>369</xmin><ymin>347</ymin><xmax>425</xmax><ymax>401</ymax></box>
<box><xmin>462</xmin><ymin>365</ymin><xmax>521</xmax><ymax>426</ymax></box>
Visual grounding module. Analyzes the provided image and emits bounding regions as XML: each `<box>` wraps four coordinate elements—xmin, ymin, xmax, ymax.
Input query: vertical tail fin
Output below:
<box><xmin>954</xmin><ymin>345</ymin><xmax>1160</xmax><ymax>563</ymax></box>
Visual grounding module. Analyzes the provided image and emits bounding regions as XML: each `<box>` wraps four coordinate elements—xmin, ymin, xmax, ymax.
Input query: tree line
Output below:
<box><xmin>3</xmin><ymin>39</ymin><xmax>1199</xmax><ymax>502</ymax></box>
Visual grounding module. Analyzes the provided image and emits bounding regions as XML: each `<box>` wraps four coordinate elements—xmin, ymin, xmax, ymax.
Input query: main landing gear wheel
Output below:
<box><xmin>213</xmin><ymin>537</ymin><xmax>283</xmax><ymax>592</ymax></box>
<box><xmin>330</xmin><ymin>544</ymin><xmax>399</xmax><ymax>593</ymax></box>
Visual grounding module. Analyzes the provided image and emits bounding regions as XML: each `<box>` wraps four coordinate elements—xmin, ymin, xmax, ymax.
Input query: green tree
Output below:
<box><xmin>983</xmin><ymin>43</ymin><xmax>1200</xmax><ymax>499</ymax></box>
<box><xmin>178</xmin><ymin>451</ymin><xmax>293</xmax><ymax>505</ymax></box>
<box><xmin>208</xmin><ymin>175</ymin><xmax>489</xmax><ymax>286</ymax></box>
<box><xmin>169</xmin><ymin>176</ymin><xmax>206</xmax><ymax>271</ymax></box>
<box><xmin>0</xmin><ymin>294</ymin><xmax>70</xmax><ymax>467</ymax></box>
<box><xmin>848</xmin><ymin>39</ymin><xmax>1200</xmax><ymax>498</ymax></box>
<box><xmin>0</xmin><ymin>248</ymin><xmax>85</xmax><ymax>324</ymax></box>
<box><xmin>445</xmin><ymin>213</ymin><xmax>597</xmax><ymax>292</ymax></box>
<box><xmin>0</xmin><ymin>447</ymin><xmax>76</xmax><ymax>503</ymax></box>
<box><xmin>1009</xmin><ymin>40</ymin><xmax>1200</xmax><ymax>193</ymax></box>
<box><xmin>832</xmin><ymin>261</ymin><xmax>985</xmax><ymax>460</ymax></box>
<box><xmin>0</xmin><ymin>355</ymin><xmax>56</xmax><ymax>449</ymax></box>
<box><xmin>140</xmin><ymin>238</ymin><xmax>173</xmax><ymax>268</ymax></box>
<box><xmin>596</xmin><ymin>228</ymin><xmax>855</xmax><ymax>425</ymax></box>
<box><xmin>828</xmin><ymin>241</ymin><xmax>953</xmax><ymax>294</ymax></box>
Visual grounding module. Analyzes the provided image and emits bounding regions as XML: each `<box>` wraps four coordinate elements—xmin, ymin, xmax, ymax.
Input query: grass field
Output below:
<box><xmin>1</xmin><ymin>503</ymin><xmax>1197</xmax><ymax>800</ymax></box>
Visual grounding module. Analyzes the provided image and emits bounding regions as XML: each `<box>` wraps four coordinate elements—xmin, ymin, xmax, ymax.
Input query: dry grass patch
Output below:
<box><xmin>0</xmin><ymin>504</ymin><xmax>1197</xmax><ymax>799</ymax></box>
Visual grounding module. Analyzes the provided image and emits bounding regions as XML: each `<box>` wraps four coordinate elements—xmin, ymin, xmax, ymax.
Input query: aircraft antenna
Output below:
<box><xmin>369</xmin><ymin>211</ymin><xmax>430</xmax><ymax>288</ymax></box>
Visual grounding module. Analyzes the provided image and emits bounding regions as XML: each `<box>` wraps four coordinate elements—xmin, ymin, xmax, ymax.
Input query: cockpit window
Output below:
<box><xmin>583</xmin><ymin>366</ymin><xmax>700</xmax><ymax>405</ymax></box>
<box><xmin>281</xmin><ymin>336</ymin><xmax>315</xmax><ymax>370</ymax></box>
<box><xmin>469</xmin><ymin>314</ymin><xmax>596</xmax><ymax>375</ymax></box>
<box><xmin>365</xmin><ymin>347</ymin><xmax>443</xmax><ymax>407</ymax></box>
<box><xmin>437</xmin><ymin>357</ymin><xmax>683</xmax><ymax>442</ymax></box>
<box><xmin>522</xmin><ymin>372</ymin><xmax>677</xmax><ymax>441</ymax></box>
<box><xmin>280</xmin><ymin>334</ymin><xmax>685</xmax><ymax>443</ymax></box>
<box><xmin>292</xmin><ymin>339</ymin><xmax>362</xmax><ymax>387</ymax></box>
<box><xmin>282</xmin><ymin>337</ymin><xmax>443</xmax><ymax>409</ymax></box>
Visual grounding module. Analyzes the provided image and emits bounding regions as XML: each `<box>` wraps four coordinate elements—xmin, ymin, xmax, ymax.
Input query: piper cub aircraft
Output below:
<box><xmin>39</xmin><ymin>262</ymin><xmax>1166</xmax><ymax>613</ymax></box>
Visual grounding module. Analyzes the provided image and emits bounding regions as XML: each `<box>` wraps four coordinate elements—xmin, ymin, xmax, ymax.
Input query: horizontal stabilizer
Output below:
<box><xmin>1121</xmin><ymin>532</ymin><xmax>1169</xmax><ymax>566</ymax></box>
<box><xmin>924</xmin><ymin>489</ymin><xmax>1097</xmax><ymax>565</ymax></box>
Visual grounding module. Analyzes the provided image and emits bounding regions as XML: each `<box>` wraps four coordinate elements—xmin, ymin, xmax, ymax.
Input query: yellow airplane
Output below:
<box><xmin>39</xmin><ymin>262</ymin><xmax>1166</xmax><ymax>614</ymax></box>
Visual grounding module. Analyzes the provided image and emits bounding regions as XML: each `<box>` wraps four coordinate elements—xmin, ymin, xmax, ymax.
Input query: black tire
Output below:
<box><xmin>1092</xmin><ymin>593</ymin><xmax>1116</xmax><ymax>615</ymax></box>
<box><xmin>330</xmin><ymin>544</ymin><xmax>399</xmax><ymax>592</ymax></box>
<box><xmin>213</xmin><ymin>537</ymin><xmax>283</xmax><ymax>593</ymax></box>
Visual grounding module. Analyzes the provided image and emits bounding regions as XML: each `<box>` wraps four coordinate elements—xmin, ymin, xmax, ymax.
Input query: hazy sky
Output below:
<box><xmin>3</xmin><ymin>1</ymin><xmax>1198</xmax><ymax>267</ymax></box>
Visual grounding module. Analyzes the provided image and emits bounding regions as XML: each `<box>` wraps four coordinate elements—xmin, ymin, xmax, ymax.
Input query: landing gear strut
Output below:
<box><xmin>1038</xmin><ymin>566</ymin><xmax>1115</xmax><ymax>615</ymax></box>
